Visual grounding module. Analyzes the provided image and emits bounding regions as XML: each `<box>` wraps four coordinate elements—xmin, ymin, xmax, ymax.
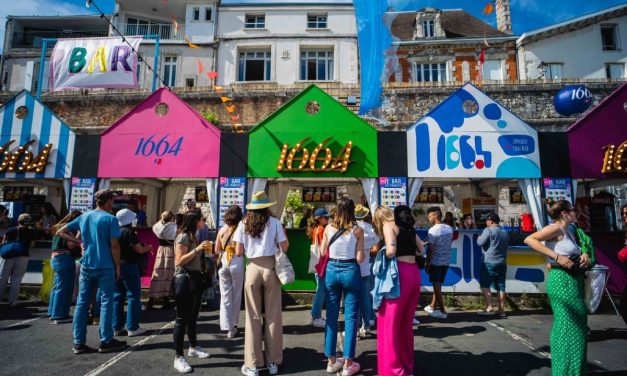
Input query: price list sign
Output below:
<box><xmin>69</xmin><ymin>178</ymin><xmax>97</xmax><ymax>213</ymax></box>
<box><xmin>218</xmin><ymin>177</ymin><xmax>246</xmax><ymax>227</ymax></box>
<box><xmin>379</xmin><ymin>177</ymin><xmax>407</xmax><ymax>209</ymax></box>
<box><xmin>543</xmin><ymin>178</ymin><xmax>573</xmax><ymax>204</ymax></box>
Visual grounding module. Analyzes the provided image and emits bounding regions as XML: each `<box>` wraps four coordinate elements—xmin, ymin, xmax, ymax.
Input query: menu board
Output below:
<box><xmin>416</xmin><ymin>187</ymin><xmax>443</xmax><ymax>204</ymax></box>
<box><xmin>195</xmin><ymin>186</ymin><xmax>208</xmax><ymax>202</ymax></box>
<box><xmin>69</xmin><ymin>178</ymin><xmax>96</xmax><ymax>213</ymax></box>
<box><xmin>509</xmin><ymin>187</ymin><xmax>527</xmax><ymax>204</ymax></box>
<box><xmin>379</xmin><ymin>177</ymin><xmax>407</xmax><ymax>209</ymax></box>
<box><xmin>302</xmin><ymin>187</ymin><xmax>336</xmax><ymax>203</ymax></box>
<box><xmin>218</xmin><ymin>177</ymin><xmax>246</xmax><ymax>227</ymax></box>
<box><xmin>543</xmin><ymin>178</ymin><xmax>573</xmax><ymax>204</ymax></box>
<box><xmin>2</xmin><ymin>186</ymin><xmax>34</xmax><ymax>201</ymax></box>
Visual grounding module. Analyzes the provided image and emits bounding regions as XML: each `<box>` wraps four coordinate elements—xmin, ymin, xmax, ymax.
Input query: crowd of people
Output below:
<box><xmin>0</xmin><ymin>191</ymin><xmax>625</xmax><ymax>376</ymax></box>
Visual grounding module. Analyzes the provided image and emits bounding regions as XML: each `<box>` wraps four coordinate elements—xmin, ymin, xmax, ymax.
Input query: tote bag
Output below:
<box><xmin>274</xmin><ymin>220</ymin><xmax>295</xmax><ymax>285</ymax></box>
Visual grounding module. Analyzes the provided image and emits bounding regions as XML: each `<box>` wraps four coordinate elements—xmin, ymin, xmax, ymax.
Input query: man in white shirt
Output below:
<box><xmin>424</xmin><ymin>207</ymin><xmax>453</xmax><ymax>319</ymax></box>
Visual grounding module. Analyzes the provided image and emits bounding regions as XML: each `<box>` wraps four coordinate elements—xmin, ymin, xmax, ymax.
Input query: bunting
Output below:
<box><xmin>482</xmin><ymin>2</ymin><xmax>495</xmax><ymax>15</ymax></box>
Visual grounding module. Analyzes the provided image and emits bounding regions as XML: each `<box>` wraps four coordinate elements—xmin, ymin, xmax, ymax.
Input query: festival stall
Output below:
<box><xmin>0</xmin><ymin>90</ymin><xmax>79</xmax><ymax>283</ymax></box>
<box><xmin>97</xmin><ymin>87</ymin><xmax>222</xmax><ymax>287</ymax></box>
<box><xmin>405</xmin><ymin>83</ymin><xmax>547</xmax><ymax>293</ymax></box>
<box><xmin>247</xmin><ymin>85</ymin><xmax>379</xmax><ymax>290</ymax></box>
<box><xmin>567</xmin><ymin>82</ymin><xmax>627</xmax><ymax>294</ymax></box>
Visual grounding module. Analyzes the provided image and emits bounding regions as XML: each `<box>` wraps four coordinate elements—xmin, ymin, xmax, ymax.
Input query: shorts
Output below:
<box><xmin>479</xmin><ymin>263</ymin><xmax>507</xmax><ymax>291</ymax></box>
<box><xmin>428</xmin><ymin>265</ymin><xmax>449</xmax><ymax>285</ymax></box>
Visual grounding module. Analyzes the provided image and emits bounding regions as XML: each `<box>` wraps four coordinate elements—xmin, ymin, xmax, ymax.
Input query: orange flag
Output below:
<box><xmin>230</xmin><ymin>114</ymin><xmax>240</xmax><ymax>122</ymax></box>
<box><xmin>185</xmin><ymin>36</ymin><xmax>199</xmax><ymax>49</ymax></box>
<box><xmin>225</xmin><ymin>104</ymin><xmax>236</xmax><ymax>113</ymax></box>
<box><xmin>221</xmin><ymin>96</ymin><xmax>233</xmax><ymax>103</ymax></box>
<box><xmin>206</xmin><ymin>71</ymin><xmax>218</xmax><ymax>79</ymax></box>
<box><xmin>483</xmin><ymin>2</ymin><xmax>494</xmax><ymax>15</ymax></box>
<box><xmin>197</xmin><ymin>58</ymin><xmax>204</xmax><ymax>74</ymax></box>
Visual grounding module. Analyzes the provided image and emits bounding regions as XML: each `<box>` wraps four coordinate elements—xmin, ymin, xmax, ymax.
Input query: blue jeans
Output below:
<box><xmin>48</xmin><ymin>254</ymin><xmax>76</xmax><ymax>319</ymax></box>
<box><xmin>73</xmin><ymin>267</ymin><xmax>115</xmax><ymax>345</ymax></box>
<box><xmin>311</xmin><ymin>273</ymin><xmax>326</xmax><ymax>319</ymax></box>
<box><xmin>368</xmin><ymin>257</ymin><xmax>377</xmax><ymax>322</ymax></box>
<box><xmin>113</xmin><ymin>263</ymin><xmax>142</xmax><ymax>331</ymax></box>
<box><xmin>358</xmin><ymin>276</ymin><xmax>372</xmax><ymax>329</ymax></box>
<box><xmin>324</xmin><ymin>261</ymin><xmax>361</xmax><ymax>359</ymax></box>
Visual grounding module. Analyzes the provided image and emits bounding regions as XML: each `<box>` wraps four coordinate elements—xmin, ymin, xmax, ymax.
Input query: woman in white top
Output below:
<box><xmin>524</xmin><ymin>199</ymin><xmax>590</xmax><ymax>376</ymax></box>
<box><xmin>319</xmin><ymin>197</ymin><xmax>364</xmax><ymax>376</ymax></box>
<box><xmin>234</xmin><ymin>191</ymin><xmax>288</xmax><ymax>376</ymax></box>
<box><xmin>215</xmin><ymin>205</ymin><xmax>245</xmax><ymax>339</ymax></box>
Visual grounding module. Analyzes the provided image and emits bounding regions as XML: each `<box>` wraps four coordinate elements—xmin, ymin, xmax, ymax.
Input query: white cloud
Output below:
<box><xmin>0</xmin><ymin>0</ymin><xmax>95</xmax><ymax>53</ymax></box>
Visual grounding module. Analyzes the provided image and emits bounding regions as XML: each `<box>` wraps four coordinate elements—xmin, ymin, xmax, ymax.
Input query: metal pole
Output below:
<box><xmin>37</xmin><ymin>38</ymin><xmax>56</xmax><ymax>99</ymax></box>
<box><xmin>142</xmin><ymin>34</ymin><xmax>160</xmax><ymax>92</ymax></box>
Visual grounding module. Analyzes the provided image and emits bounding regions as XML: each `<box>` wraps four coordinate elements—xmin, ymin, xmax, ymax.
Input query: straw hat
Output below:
<box><xmin>246</xmin><ymin>191</ymin><xmax>276</xmax><ymax>210</ymax></box>
<box><xmin>354</xmin><ymin>204</ymin><xmax>369</xmax><ymax>219</ymax></box>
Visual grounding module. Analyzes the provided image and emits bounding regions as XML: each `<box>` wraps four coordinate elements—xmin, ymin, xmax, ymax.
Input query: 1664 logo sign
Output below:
<box><xmin>0</xmin><ymin>140</ymin><xmax>53</xmax><ymax>173</ymax></box>
<box><xmin>601</xmin><ymin>141</ymin><xmax>627</xmax><ymax>173</ymax></box>
<box><xmin>277</xmin><ymin>137</ymin><xmax>353</xmax><ymax>173</ymax></box>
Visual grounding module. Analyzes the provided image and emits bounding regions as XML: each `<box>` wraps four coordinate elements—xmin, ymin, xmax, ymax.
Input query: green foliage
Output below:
<box><xmin>285</xmin><ymin>189</ymin><xmax>313</xmax><ymax>227</ymax></box>
<box><xmin>199</xmin><ymin>108</ymin><xmax>220</xmax><ymax>126</ymax></box>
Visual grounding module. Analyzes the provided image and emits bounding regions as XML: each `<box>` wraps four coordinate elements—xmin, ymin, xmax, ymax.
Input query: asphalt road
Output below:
<box><xmin>0</xmin><ymin>299</ymin><xmax>625</xmax><ymax>376</ymax></box>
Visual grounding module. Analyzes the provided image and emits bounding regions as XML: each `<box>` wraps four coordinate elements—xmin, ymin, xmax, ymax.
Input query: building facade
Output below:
<box><xmin>517</xmin><ymin>4</ymin><xmax>627</xmax><ymax>80</ymax></box>
<box><xmin>216</xmin><ymin>0</ymin><xmax>358</xmax><ymax>86</ymax></box>
<box><xmin>385</xmin><ymin>6</ymin><xmax>518</xmax><ymax>84</ymax></box>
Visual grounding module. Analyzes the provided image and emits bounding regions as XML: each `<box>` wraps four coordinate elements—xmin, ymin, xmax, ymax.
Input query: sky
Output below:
<box><xmin>0</xmin><ymin>0</ymin><xmax>625</xmax><ymax>53</ymax></box>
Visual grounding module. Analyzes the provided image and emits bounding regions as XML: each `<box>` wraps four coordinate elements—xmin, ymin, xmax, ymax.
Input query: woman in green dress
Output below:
<box><xmin>524</xmin><ymin>199</ymin><xmax>591</xmax><ymax>376</ymax></box>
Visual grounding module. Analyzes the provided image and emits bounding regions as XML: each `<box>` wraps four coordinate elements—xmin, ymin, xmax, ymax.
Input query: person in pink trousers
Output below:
<box><xmin>372</xmin><ymin>205</ymin><xmax>424</xmax><ymax>376</ymax></box>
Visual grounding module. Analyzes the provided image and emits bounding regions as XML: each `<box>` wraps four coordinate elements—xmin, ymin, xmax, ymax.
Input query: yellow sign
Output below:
<box><xmin>277</xmin><ymin>137</ymin><xmax>353</xmax><ymax>173</ymax></box>
<box><xmin>601</xmin><ymin>141</ymin><xmax>627</xmax><ymax>173</ymax></box>
<box><xmin>0</xmin><ymin>140</ymin><xmax>53</xmax><ymax>173</ymax></box>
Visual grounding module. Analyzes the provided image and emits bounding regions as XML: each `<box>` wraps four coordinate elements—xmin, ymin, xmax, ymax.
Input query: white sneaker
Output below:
<box><xmin>312</xmin><ymin>317</ymin><xmax>326</xmax><ymax>328</ymax></box>
<box><xmin>227</xmin><ymin>328</ymin><xmax>238</xmax><ymax>339</ymax></box>
<box><xmin>326</xmin><ymin>358</ymin><xmax>344</xmax><ymax>373</ymax></box>
<box><xmin>358</xmin><ymin>326</ymin><xmax>370</xmax><ymax>338</ymax></box>
<box><xmin>174</xmin><ymin>356</ymin><xmax>192</xmax><ymax>373</ymax></box>
<box><xmin>241</xmin><ymin>365</ymin><xmax>259</xmax><ymax>376</ymax></box>
<box><xmin>413</xmin><ymin>318</ymin><xmax>420</xmax><ymax>325</ymax></box>
<box><xmin>430</xmin><ymin>310</ymin><xmax>448</xmax><ymax>319</ymax></box>
<box><xmin>424</xmin><ymin>305</ymin><xmax>434</xmax><ymax>314</ymax></box>
<box><xmin>128</xmin><ymin>328</ymin><xmax>147</xmax><ymax>337</ymax></box>
<box><xmin>342</xmin><ymin>362</ymin><xmax>361</xmax><ymax>376</ymax></box>
<box><xmin>268</xmin><ymin>362</ymin><xmax>278</xmax><ymax>375</ymax></box>
<box><xmin>188</xmin><ymin>346</ymin><xmax>209</xmax><ymax>358</ymax></box>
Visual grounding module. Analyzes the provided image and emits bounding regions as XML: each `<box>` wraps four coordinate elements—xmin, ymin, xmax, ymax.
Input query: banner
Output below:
<box><xmin>69</xmin><ymin>177</ymin><xmax>96</xmax><ymax>213</ymax></box>
<box><xmin>50</xmin><ymin>37</ymin><xmax>142</xmax><ymax>91</ymax></box>
<box><xmin>218</xmin><ymin>177</ymin><xmax>246</xmax><ymax>227</ymax></box>
<box><xmin>379</xmin><ymin>177</ymin><xmax>407</xmax><ymax>209</ymax></box>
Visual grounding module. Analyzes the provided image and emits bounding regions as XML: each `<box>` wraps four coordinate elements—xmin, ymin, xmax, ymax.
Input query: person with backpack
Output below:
<box><xmin>113</xmin><ymin>209</ymin><xmax>152</xmax><ymax>337</ymax></box>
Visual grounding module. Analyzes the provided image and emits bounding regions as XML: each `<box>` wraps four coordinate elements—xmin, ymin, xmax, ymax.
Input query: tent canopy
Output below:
<box><xmin>407</xmin><ymin>83</ymin><xmax>541</xmax><ymax>179</ymax></box>
<box><xmin>248</xmin><ymin>85</ymin><xmax>378</xmax><ymax>178</ymax></box>
<box><xmin>0</xmin><ymin>90</ymin><xmax>76</xmax><ymax>179</ymax></box>
<box><xmin>98</xmin><ymin>88</ymin><xmax>221</xmax><ymax>178</ymax></box>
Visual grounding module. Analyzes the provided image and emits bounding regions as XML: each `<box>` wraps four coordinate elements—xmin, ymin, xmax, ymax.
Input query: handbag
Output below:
<box><xmin>172</xmin><ymin>267</ymin><xmax>196</xmax><ymax>296</ymax></box>
<box><xmin>223</xmin><ymin>226</ymin><xmax>236</xmax><ymax>266</ymax></box>
<box><xmin>0</xmin><ymin>228</ymin><xmax>25</xmax><ymax>259</ymax></box>
<box><xmin>274</xmin><ymin>219</ymin><xmax>295</xmax><ymax>285</ymax></box>
<box><xmin>315</xmin><ymin>228</ymin><xmax>346</xmax><ymax>278</ymax></box>
<box><xmin>563</xmin><ymin>254</ymin><xmax>591</xmax><ymax>276</ymax></box>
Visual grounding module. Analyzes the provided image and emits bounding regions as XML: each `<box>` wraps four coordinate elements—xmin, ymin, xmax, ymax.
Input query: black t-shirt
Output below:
<box><xmin>119</xmin><ymin>227</ymin><xmax>141</xmax><ymax>263</ymax></box>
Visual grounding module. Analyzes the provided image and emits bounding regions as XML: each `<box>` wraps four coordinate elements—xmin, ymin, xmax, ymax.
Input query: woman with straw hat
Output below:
<box><xmin>234</xmin><ymin>191</ymin><xmax>289</xmax><ymax>376</ymax></box>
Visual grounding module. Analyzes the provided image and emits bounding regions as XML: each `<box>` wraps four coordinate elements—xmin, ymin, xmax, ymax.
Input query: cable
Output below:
<box><xmin>87</xmin><ymin>0</ymin><xmax>170</xmax><ymax>89</ymax></box>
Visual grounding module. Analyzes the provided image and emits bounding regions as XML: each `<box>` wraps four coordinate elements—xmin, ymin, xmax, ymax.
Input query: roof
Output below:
<box><xmin>221</xmin><ymin>0</ymin><xmax>352</xmax><ymax>6</ymax></box>
<box><xmin>517</xmin><ymin>4</ymin><xmax>627</xmax><ymax>46</ymax></box>
<box><xmin>388</xmin><ymin>9</ymin><xmax>510</xmax><ymax>41</ymax></box>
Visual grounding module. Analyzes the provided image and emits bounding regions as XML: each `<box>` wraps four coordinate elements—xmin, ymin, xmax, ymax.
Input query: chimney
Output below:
<box><xmin>495</xmin><ymin>0</ymin><xmax>512</xmax><ymax>34</ymax></box>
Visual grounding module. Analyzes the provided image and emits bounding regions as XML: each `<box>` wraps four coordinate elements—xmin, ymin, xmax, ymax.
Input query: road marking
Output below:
<box><xmin>487</xmin><ymin>321</ymin><xmax>551</xmax><ymax>359</ymax></box>
<box><xmin>84</xmin><ymin>321</ymin><xmax>175</xmax><ymax>376</ymax></box>
<box><xmin>0</xmin><ymin>316</ymin><xmax>42</xmax><ymax>330</ymax></box>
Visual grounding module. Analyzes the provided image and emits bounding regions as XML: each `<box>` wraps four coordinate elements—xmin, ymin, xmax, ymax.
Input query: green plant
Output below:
<box><xmin>285</xmin><ymin>189</ymin><xmax>313</xmax><ymax>227</ymax></box>
<box><xmin>199</xmin><ymin>108</ymin><xmax>220</xmax><ymax>126</ymax></box>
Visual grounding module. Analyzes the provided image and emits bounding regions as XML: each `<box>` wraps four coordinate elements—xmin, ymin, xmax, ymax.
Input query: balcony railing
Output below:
<box><xmin>117</xmin><ymin>23</ymin><xmax>185</xmax><ymax>41</ymax></box>
<box><xmin>11</xmin><ymin>30</ymin><xmax>109</xmax><ymax>49</ymax></box>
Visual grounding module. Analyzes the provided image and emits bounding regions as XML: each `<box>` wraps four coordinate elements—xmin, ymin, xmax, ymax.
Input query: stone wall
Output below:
<box><xmin>0</xmin><ymin>81</ymin><xmax>622</xmax><ymax>134</ymax></box>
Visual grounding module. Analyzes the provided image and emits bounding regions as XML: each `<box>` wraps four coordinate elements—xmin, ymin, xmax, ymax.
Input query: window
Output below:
<box><xmin>601</xmin><ymin>24</ymin><xmax>619</xmax><ymax>51</ymax></box>
<box><xmin>193</xmin><ymin>7</ymin><xmax>200</xmax><ymax>21</ymax></box>
<box><xmin>238</xmin><ymin>51</ymin><xmax>271</xmax><ymax>81</ymax></box>
<box><xmin>307</xmin><ymin>14</ymin><xmax>327</xmax><ymax>29</ymax></box>
<box><xmin>126</xmin><ymin>17</ymin><xmax>171</xmax><ymax>39</ymax></box>
<box><xmin>546</xmin><ymin>63</ymin><xmax>563</xmax><ymax>79</ymax></box>
<box><xmin>414</xmin><ymin>63</ymin><xmax>448</xmax><ymax>82</ymax></box>
<box><xmin>245</xmin><ymin>15</ymin><xmax>265</xmax><ymax>29</ymax></box>
<box><xmin>423</xmin><ymin>20</ymin><xmax>435</xmax><ymax>37</ymax></box>
<box><xmin>205</xmin><ymin>8</ymin><xmax>212</xmax><ymax>21</ymax></box>
<box><xmin>163</xmin><ymin>56</ymin><xmax>177</xmax><ymax>87</ymax></box>
<box><xmin>300</xmin><ymin>50</ymin><xmax>334</xmax><ymax>80</ymax></box>
<box><xmin>186</xmin><ymin>78</ymin><xmax>195</xmax><ymax>88</ymax></box>
<box><xmin>606</xmin><ymin>63</ymin><xmax>625</xmax><ymax>79</ymax></box>
<box><xmin>482</xmin><ymin>60</ymin><xmax>503</xmax><ymax>80</ymax></box>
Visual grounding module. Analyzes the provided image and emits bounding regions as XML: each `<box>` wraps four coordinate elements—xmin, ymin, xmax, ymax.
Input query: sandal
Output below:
<box><xmin>477</xmin><ymin>309</ymin><xmax>496</xmax><ymax>316</ymax></box>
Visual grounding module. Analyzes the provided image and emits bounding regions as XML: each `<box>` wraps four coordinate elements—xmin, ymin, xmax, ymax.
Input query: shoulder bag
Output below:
<box><xmin>275</xmin><ymin>219</ymin><xmax>295</xmax><ymax>285</ymax></box>
<box><xmin>308</xmin><ymin>226</ymin><xmax>321</xmax><ymax>274</ymax></box>
<box><xmin>223</xmin><ymin>226</ymin><xmax>237</xmax><ymax>267</ymax></box>
<box><xmin>314</xmin><ymin>228</ymin><xmax>346</xmax><ymax>279</ymax></box>
<box><xmin>0</xmin><ymin>228</ymin><xmax>25</xmax><ymax>259</ymax></box>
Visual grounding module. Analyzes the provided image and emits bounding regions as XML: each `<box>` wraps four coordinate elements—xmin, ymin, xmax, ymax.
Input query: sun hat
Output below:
<box><xmin>17</xmin><ymin>213</ymin><xmax>32</xmax><ymax>225</ymax></box>
<box><xmin>116</xmin><ymin>208</ymin><xmax>137</xmax><ymax>227</ymax></box>
<box><xmin>354</xmin><ymin>204</ymin><xmax>370</xmax><ymax>219</ymax></box>
<box><xmin>246</xmin><ymin>191</ymin><xmax>276</xmax><ymax>210</ymax></box>
<box><xmin>314</xmin><ymin>207</ymin><xmax>330</xmax><ymax>218</ymax></box>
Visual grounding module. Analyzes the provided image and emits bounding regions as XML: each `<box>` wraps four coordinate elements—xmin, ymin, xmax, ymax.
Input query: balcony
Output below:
<box><xmin>117</xmin><ymin>22</ymin><xmax>185</xmax><ymax>41</ymax></box>
<box><xmin>11</xmin><ymin>30</ymin><xmax>109</xmax><ymax>49</ymax></box>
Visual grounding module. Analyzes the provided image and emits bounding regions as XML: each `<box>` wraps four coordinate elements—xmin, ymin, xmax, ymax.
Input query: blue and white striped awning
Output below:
<box><xmin>0</xmin><ymin>90</ymin><xmax>76</xmax><ymax>179</ymax></box>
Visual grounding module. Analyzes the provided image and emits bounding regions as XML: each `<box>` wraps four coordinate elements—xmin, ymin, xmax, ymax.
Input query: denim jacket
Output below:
<box><xmin>371</xmin><ymin>247</ymin><xmax>400</xmax><ymax>310</ymax></box>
